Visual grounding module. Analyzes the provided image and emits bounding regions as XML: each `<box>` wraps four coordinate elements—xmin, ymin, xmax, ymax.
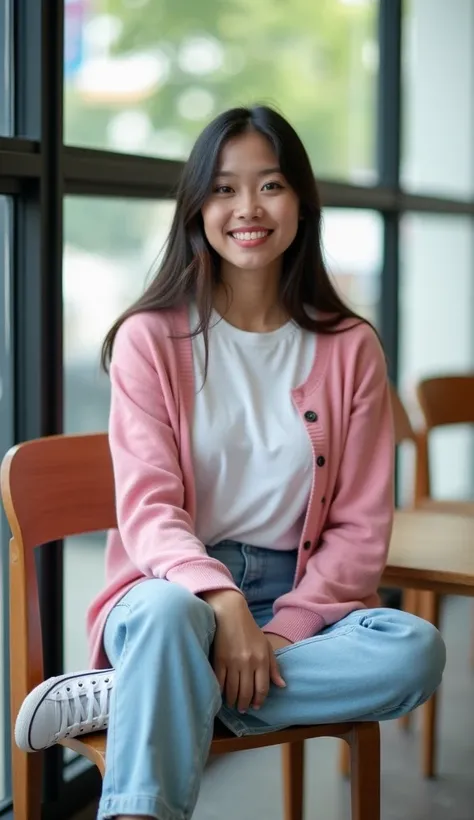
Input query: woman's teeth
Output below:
<box><xmin>231</xmin><ymin>230</ymin><xmax>269</xmax><ymax>240</ymax></box>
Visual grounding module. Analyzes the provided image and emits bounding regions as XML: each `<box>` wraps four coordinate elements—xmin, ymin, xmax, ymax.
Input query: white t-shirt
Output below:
<box><xmin>190</xmin><ymin>304</ymin><xmax>316</xmax><ymax>549</ymax></box>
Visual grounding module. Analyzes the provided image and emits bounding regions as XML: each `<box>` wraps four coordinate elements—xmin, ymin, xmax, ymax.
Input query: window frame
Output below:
<box><xmin>1</xmin><ymin>0</ymin><xmax>474</xmax><ymax>816</ymax></box>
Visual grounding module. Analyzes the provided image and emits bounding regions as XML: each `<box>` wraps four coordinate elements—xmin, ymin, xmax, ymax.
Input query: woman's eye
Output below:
<box><xmin>262</xmin><ymin>181</ymin><xmax>283</xmax><ymax>191</ymax></box>
<box><xmin>214</xmin><ymin>185</ymin><xmax>233</xmax><ymax>194</ymax></box>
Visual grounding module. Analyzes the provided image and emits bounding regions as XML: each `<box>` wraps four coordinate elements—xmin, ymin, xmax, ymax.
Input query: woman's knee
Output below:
<box><xmin>122</xmin><ymin>579</ymin><xmax>215</xmax><ymax>641</ymax></box>
<box><xmin>392</xmin><ymin>610</ymin><xmax>446</xmax><ymax>695</ymax></box>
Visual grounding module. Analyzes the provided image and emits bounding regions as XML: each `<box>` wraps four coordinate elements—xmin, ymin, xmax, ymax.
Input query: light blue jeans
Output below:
<box><xmin>97</xmin><ymin>542</ymin><xmax>446</xmax><ymax>820</ymax></box>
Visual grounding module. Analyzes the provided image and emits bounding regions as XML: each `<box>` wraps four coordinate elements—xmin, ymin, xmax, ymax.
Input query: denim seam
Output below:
<box><xmin>273</xmin><ymin>624</ymin><xmax>357</xmax><ymax>657</ymax></box>
<box><xmin>107</xmin><ymin>602</ymin><xmax>132</xmax><ymax>797</ymax></box>
<box><xmin>240</xmin><ymin>544</ymin><xmax>250</xmax><ymax>592</ymax></box>
<box><xmin>370</xmin><ymin>687</ymin><xmax>432</xmax><ymax>718</ymax></box>
<box><xmin>100</xmin><ymin>792</ymin><xmax>183</xmax><ymax>820</ymax></box>
<box><xmin>183</xmin><ymin>690</ymin><xmax>222</xmax><ymax>817</ymax></box>
<box><xmin>218</xmin><ymin>704</ymin><xmax>289</xmax><ymax>737</ymax></box>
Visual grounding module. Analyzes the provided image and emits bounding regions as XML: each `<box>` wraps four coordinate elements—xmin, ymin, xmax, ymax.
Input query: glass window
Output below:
<box><xmin>322</xmin><ymin>208</ymin><xmax>382</xmax><ymax>326</ymax></box>
<box><xmin>398</xmin><ymin>214</ymin><xmax>474</xmax><ymax>504</ymax></box>
<box><xmin>64</xmin><ymin>0</ymin><xmax>379</xmax><ymax>182</ymax></box>
<box><xmin>63</xmin><ymin>196</ymin><xmax>175</xmax><ymax>672</ymax></box>
<box><xmin>401</xmin><ymin>0</ymin><xmax>474</xmax><ymax>198</ymax></box>
<box><xmin>0</xmin><ymin>0</ymin><xmax>13</xmax><ymax>135</ymax></box>
<box><xmin>0</xmin><ymin>197</ymin><xmax>13</xmax><ymax>803</ymax></box>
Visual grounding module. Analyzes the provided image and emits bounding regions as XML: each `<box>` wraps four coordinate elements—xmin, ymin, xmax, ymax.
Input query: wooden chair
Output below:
<box><xmin>413</xmin><ymin>374</ymin><xmax>474</xmax><ymax>776</ymax></box>
<box><xmin>416</xmin><ymin>374</ymin><xmax>474</xmax><ymax>517</ymax></box>
<box><xmin>1</xmin><ymin>433</ymin><xmax>381</xmax><ymax>820</ymax></box>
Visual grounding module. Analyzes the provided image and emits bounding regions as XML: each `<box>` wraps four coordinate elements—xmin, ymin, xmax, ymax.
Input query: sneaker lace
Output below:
<box><xmin>55</xmin><ymin>675</ymin><xmax>112</xmax><ymax>739</ymax></box>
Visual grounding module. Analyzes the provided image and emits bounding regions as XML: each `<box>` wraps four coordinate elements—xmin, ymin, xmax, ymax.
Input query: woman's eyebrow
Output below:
<box><xmin>215</xmin><ymin>166</ymin><xmax>282</xmax><ymax>178</ymax></box>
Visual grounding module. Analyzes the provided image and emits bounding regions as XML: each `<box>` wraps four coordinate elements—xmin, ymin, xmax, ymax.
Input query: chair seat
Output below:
<box><xmin>61</xmin><ymin>720</ymin><xmax>359</xmax><ymax>778</ymax></box>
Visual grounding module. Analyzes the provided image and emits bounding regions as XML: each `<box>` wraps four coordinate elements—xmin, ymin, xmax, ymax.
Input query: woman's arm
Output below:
<box><xmin>109</xmin><ymin>314</ymin><xmax>240</xmax><ymax>596</ymax></box>
<box><xmin>263</xmin><ymin>328</ymin><xmax>395</xmax><ymax>644</ymax></box>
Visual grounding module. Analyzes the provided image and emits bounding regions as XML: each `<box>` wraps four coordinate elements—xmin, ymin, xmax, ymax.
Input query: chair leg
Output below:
<box><xmin>422</xmin><ymin>692</ymin><xmax>438</xmax><ymax>778</ymax></box>
<box><xmin>12</xmin><ymin>746</ymin><xmax>42</xmax><ymax>820</ymax></box>
<box><xmin>420</xmin><ymin>590</ymin><xmax>441</xmax><ymax>778</ymax></box>
<box><xmin>348</xmin><ymin>723</ymin><xmax>380</xmax><ymax>820</ymax></box>
<box><xmin>339</xmin><ymin>739</ymin><xmax>350</xmax><ymax>777</ymax></box>
<box><xmin>281</xmin><ymin>741</ymin><xmax>304</xmax><ymax>820</ymax></box>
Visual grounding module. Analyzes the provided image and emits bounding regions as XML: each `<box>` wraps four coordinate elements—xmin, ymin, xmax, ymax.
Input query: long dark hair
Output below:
<box><xmin>101</xmin><ymin>104</ymin><xmax>368</xmax><ymax>373</ymax></box>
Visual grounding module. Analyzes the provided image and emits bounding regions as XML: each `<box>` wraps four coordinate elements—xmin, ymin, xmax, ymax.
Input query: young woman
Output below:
<box><xmin>16</xmin><ymin>105</ymin><xmax>445</xmax><ymax>820</ymax></box>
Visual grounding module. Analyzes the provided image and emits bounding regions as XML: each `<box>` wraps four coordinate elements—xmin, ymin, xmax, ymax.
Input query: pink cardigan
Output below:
<box><xmin>87</xmin><ymin>306</ymin><xmax>394</xmax><ymax>669</ymax></box>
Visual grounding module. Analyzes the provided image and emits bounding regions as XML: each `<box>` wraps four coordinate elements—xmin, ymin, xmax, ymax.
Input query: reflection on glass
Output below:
<box><xmin>322</xmin><ymin>208</ymin><xmax>382</xmax><ymax>326</ymax></box>
<box><xmin>64</xmin><ymin>0</ymin><xmax>378</xmax><ymax>181</ymax></box>
<box><xmin>402</xmin><ymin>0</ymin><xmax>474</xmax><ymax>198</ymax></box>
<box><xmin>0</xmin><ymin>0</ymin><xmax>13</xmax><ymax>134</ymax></box>
<box><xmin>0</xmin><ymin>196</ymin><xmax>13</xmax><ymax>801</ymax></box>
<box><xmin>63</xmin><ymin>196</ymin><xmax>175</xmax><ymax>672</ymax></box>
<box><xmin>398</xmin><ymin>214</ymin><xmax>474</xmax><ymax>504</ymax></box>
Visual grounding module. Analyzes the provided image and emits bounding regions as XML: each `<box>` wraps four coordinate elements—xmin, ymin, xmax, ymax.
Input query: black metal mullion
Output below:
<box><xmin>64</xmin><ymin>145</ymin><xmax>183</xmax><ymax>190</ymax></box>
<box><xmin>0</xmin><ymin>179</ymin><xmax>20</xmax><ymax>195</ymax></box>
<box><xmin>14</xmin><ymin>0</ymin><xmax>65</xmax><ymax>804</ymax></box>
<box><xmin>39</xmin><ymin>0</ymin><xmax>65</xmax><ymax>802</ymax></box>
<box><xmin>380</xmin><ymin>215</ymin><xmax>399</xmax><ymax>382</ymax></box>
<box><xmin>65</xmin><ymin>179</ymin><xmax>178</xmax><ymax>200</ymax></box>
<box><xmin>38</xmin><ymin>0</ymin><xmax>64</xmax><ymax>439</ymax></box>
<box><xmin>0</xmin><ymin>151</ymin><xmax>41</xmax><ymax>178</ymax></box>
<box><xmin>377</xmin><ymin>0</ymin><xmax>402</xmax><ymax>383</ymax></box>
<box><xmin>0</xmin><ymin>136</ymin><xmax>39</xmax><ymax>151</ymax></box>
<box><xmin>377</xmin><ymin>0</ymin><xmax>402</xmax><ymax>188</ymax></box>
<box><xmin>62</xmin><ymin>142</ymin><xmax>474</xmax><ymax>214</ymax></box>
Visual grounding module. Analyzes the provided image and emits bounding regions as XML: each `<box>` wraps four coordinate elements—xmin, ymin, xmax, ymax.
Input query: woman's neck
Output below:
<box><xmin>213</xmin><ymin>266</ymin><xmax>288</xmax><ymax>333</ymax></box>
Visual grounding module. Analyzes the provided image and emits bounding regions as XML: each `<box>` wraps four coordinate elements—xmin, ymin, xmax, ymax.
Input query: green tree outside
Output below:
<box><xmin>64</xmin><ymin>0</ymin><xmax>377</xmax><ymax>253</ymax></box>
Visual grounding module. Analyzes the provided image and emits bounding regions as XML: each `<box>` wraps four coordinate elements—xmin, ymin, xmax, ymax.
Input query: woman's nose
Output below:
<box><xmin>234</xmin><ymin>193</ymin><xmax>262</xmax><ymax>220</ymax></box>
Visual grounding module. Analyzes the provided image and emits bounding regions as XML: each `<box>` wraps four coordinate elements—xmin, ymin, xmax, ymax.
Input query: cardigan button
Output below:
<box><xmin>304</xmin><ymin>410</ymin><xmax>318</xmax><ymax>422</ymax></box>
<box><xmin>317</xmin><ymin>455</ymin><xmax>326</xmax><ymax>467</ymax></box>
<box><xmin>303</xmin><ymin>540</ymin><xmax>311</xmax><ymax>550</ymax></box>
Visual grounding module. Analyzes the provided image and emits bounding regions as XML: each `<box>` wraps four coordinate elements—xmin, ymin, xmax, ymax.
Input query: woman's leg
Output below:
<box><xmin>98</xmin><ymin>578</ymin><xmax>221</xmax><ymax>820</ymax></box>
<box><xmin>219</xmin><ymin>608</ymin><xmax>446</xmax><ymax>735</ymax></box>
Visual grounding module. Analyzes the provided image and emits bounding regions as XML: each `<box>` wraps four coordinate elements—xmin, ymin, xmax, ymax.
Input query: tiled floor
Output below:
<box><xmin>78</xmin><ymin>595</ymin><xmax>474</xmax><ymax>820</ymax></box>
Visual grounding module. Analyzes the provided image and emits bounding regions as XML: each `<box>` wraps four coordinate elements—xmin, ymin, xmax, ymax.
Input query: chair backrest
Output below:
<box><xmin>388</xmin><ymin>383</ymin><xmax>430</xmax><ymax>504</ymax></box>
<box><xmin>389</xmin><ymin>383</ymin><xmax>417</xmax><ymax>446</ymax></box>
<box><xmin>417</xmin><ymin>374</ymin><xmax>474</xmax><ymax>429</ymax></box>
<box><xmin>0</xmin><ymin>433</ymin><xmax>116</xmax><ymax>724</ymax></box>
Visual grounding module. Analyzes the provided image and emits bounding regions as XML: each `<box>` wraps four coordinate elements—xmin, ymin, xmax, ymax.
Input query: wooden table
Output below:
<box><xmin>383</xmin><ymin>509</ymin><xmax>474</xmax><ymax>596</ymax></box>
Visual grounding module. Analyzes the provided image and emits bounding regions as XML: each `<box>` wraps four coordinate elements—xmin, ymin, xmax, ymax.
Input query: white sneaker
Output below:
<box><xmin>14</xmin><ymin>669</ymin><xmax>115</xmax><ymax>752</ymax></box>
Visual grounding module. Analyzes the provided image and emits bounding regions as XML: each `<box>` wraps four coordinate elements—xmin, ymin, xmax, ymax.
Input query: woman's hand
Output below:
<box><xmin>266</xmin><ymin>633</ymin><xmax>293</xmax><ymax>652</ymax></box>
<box><xmin>202</xmin><ymin>590</ymin><xmax>286</xmax><ymax>712</ymax></box>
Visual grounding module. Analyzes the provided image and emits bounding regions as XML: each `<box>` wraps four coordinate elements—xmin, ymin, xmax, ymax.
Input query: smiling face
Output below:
<box><xmin>201</xmin><ymin>130</ymin><xmax>300</xmax><ymax>280</ymax></box>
